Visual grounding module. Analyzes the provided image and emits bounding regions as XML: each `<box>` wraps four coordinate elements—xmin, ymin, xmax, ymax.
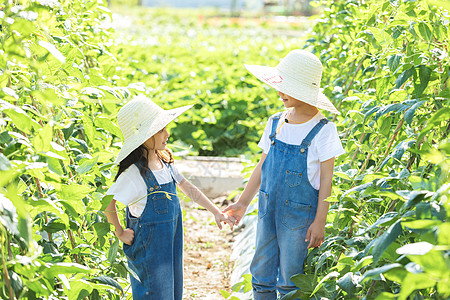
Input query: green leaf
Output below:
<box><xmin>415</xmin><ymin>65</ymin><xmax>432</xmax><ymax>97</ymax></box>
<box><xmin>438</xmin><ymin>223</ymin><xmax>450</xmax><ymax>245</ymax></box>
<box><xmin>396</xmin><ymin>242</ymin><xmax>433</xmax><ymax>255</ymax></box>
<box><xmin>81</xmin><ymin>115</ymin><xmax>96</xmax><ymax>142</ymax></box>
<box><xmin>220</xmin><ymin>290</ymin><xmax>230</xmax><ymax>298</ymax></box>
<box><xmin>367</xmin><ymin>27</ymin><xmax>392</xmax><ymax>45</ymax></box>
<box><xmin>418</xmin><ymin>107</ymin><xmax>450</xmax><ymax>142</ymax></box>
<box><xmin>46</xmin><ymin>157</ymin><xmax>64</xmax><ymax>176</ymax></box>
<box><xmin>398</xmin><ymin>273</ymin><xmax>436</xmax><ymax>300</ymax></box>
<box><xmin>0</xmin><ymin>153</ymin><xmax>12</xmax><ymax>171</ymax></box>
<box><xmin>2</xmin><ymin>87</ymin><xmax>19</xmax><ymax>99</ymax></box>
<box><xmin>364</xmin><ymin>212</ymin><xmax>398</xmax><ymax>233</ymax></box>
<box><xmin>67</xmin><ymin>279</ymin><xmax>93</xmax><ymax>300</ymax></box>
<box><xmin>395</xmin><ymin>67</ymin><xmax>415</xmax><ymax>89</ymax></box>
<box><xmin>3</xmin><ymin>108</ymin><xmax>39</xmax><ymax>134</ymax></box>
<box><xmin>93</xmin><ymin>222</ymin><xmax>110</xmax><ymax>238</ymax></box>
<box><xmin>60</xmin><ymin>184</ymin><xmax>92</xmax><ymax>201</ymax></box>
<box><xmin>402</xmin><ymin>219</ymin><xmax>440</xmax><ymax>229</ymax></box>
<box><xmin>372</xmin><ymin>220</ymin><xmax>402</xmax><ymax>264</ymax></box>
<box><xmin>76</xmin><ymin>156</ymin><xmax>99</xmax><ymax>174</ymax></box>
<box><xmin>44</xmin><ymin>263</ymin><xmax>94</xmax><ymax>278</ymax></box>
<box><xmin>91</xmin><ymin>276</ymin><xmax>123</xmax><ymax>292</ymax></box>
<box><xmin>100</xmin><ymin>194</ymin><xmax>114</xmax><ymax>211</ymax></box>
<box><xmin>428</xmin><ymin>0</ymin><xmax>450</xmax><ymax>10</ymax></box>
<box><xmin>31</xmin><ymin>89</ymin><xmax>65</xmax><ymax>105</ymax></box>
<box><xmin>280</xmin><ymin>290</ymin><xmax>303</xmax><ymax>300</ymax></box>
<box><xmin>337</xmin><ymin>272</ymin><xmax>360</xmax><ymax>295</ymax></box>
<box><xmin>404</xmin><ymin>101</ymin><xmax>425</xmax><ymax>125</ymax></box>
<box><xmin>375</xmin><ymin>292</ymin><xmax>397</xmax><ymax>299</ymax></box>
<box><xmin>310</xmin><ymin>271</ymin><xmax>338</xmax><ymax>297</ymax></box>
<box><xmin>38</xmin><ymin>40</ymin><xmax>66</xmax><ymax>63</ymax></box>
<box><xmin>387</xmin><ymin>54</ymin><xmax>402</xmax><ymax>73</ymax></box>
<box><xmin>108</xmin><ymin>238</ymin><xmax>120</xmax><ymax>263</ymax></box>
<box><xmin>290</xmin><ymin>274</ymin><xmax>317</xmax><ymax>293</ymax></box>
<box><xmin>32</xmin><ymin>125</ymin><xmax>53</xmax><ymax>152</ymax></box>
<box><xmin>94</xmin><ymin>116</ymin><xmax>123</xmax><ymax>139</ymax></box>
<box><xmin>418</xmin><ymin>22</ymin><xmax>432</xmax><ymax>42</ymax></box>
<box><xmin>43</xmin><ymin>219</ymin><xmax>67</xmax><ymax>233</ymax></box>
<box><xmin>362</xmin><ymin>263</ymin><xmax>403</xmax><ymax>282</ymax></box>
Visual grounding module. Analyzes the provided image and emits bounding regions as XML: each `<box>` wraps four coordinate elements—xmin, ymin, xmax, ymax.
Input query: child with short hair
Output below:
<box><xmin>224</xmin><ymin>50</ymin><xmax>345</xmax><ymax>299</ymax></box>
<box><xmin>104</xmin><ymin>96</ymin><xmax>233</xmax><ymax>299</ymax></box>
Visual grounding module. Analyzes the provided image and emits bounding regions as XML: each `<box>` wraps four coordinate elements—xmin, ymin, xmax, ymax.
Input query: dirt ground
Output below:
<box><xmin>182</xmin><ymin>196</ymin><xmax>236</xmax><ymax>300</ymax></box>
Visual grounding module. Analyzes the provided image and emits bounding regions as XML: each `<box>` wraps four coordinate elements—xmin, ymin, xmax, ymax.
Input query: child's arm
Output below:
<box><xmin>305</xmin><ymin>157</ymin><xmax>335</xmax><ymax>249</ymax></box>
<box><xmin>223</xmin><ymin>153</ymin><xmax>267</xmax><ymax>225</ymax></box>
<box><xmin>104</xmin><ymin>199</ymin><xmax>135</xmax><ymax>245</ymax></box>
<box><xmin>178</xmin><ymin>179</ymin><xmax>234</xmax><ymax>230</ymax></box>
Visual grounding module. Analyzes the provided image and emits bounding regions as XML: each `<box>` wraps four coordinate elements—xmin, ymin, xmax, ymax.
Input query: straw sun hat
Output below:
<box><xmin>244</xmin><ymin>49</ymin><xmax>339</xmax><ymax>114</ymax></box>
<box><xmin>114</xmin><ymin>96</ymin><xmax>193</xmax><ymax>164</ymax></box>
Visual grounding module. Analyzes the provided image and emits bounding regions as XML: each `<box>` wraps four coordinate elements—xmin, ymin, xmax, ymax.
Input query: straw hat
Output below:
<box><xmin>244</xmin><ymin>49</ymin><xmax>339</xmax><ymax>114</ymax></box>
<box><xmin>114</xmin><ymin>96</ymin><xmax>193</xmax><ymax>164</ymax></box>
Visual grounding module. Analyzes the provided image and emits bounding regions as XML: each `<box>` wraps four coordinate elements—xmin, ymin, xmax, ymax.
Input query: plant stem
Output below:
<box><xmin>67</xmin><ymin>230</ymin><xmax>79</xmax><ymax>263</ymax></box>
<box><xmin>357</xmin><ymin>136</ymin><xmax>380</xmax><ymax>177</ymax></box>
<box><xmin>351</xmin><ymin>132</ymin><xmax>366</xmax><ymax>162</ymax></box>
<box><xmin>1</xmin><ymin>247</ymin><xmax>14</xmax><ymax>300</ymax></box>
<box><xmin>35</xmin><ymin>178</ymin><xmax>54</xmax><ymax>244</ymax></box>
<box><xmin>343</xmin><ymin>55</ymin><xmax>366</xmax><ymax>96</ymax></box>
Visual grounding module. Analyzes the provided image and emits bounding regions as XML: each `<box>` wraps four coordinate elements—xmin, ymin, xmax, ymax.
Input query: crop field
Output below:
<box><xmin>0</xmin><ymin>0</ymin><xmax>449</xmax><ymax>299</ymax></box>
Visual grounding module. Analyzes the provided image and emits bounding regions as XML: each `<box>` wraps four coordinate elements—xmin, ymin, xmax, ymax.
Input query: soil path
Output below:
<box><xmin>183</xmin><ymin>197</ymin><xmax>236</xmax><ymax>300</ymax></box>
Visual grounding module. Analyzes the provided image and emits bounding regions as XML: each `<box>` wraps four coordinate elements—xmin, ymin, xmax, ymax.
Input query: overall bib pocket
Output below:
<box><xmin>153</xmin><ymin>194</ymin><xmax>168</xmax><ymax>214</ymax></box>
<box><xmin>282</xmin><ymin>200</ymin><xmax>312</xmax><ymax>230</ymax></box>
<box><xmin>285</xmin><ymin>170</ymin><xmax>303</xmax><ymax>187</ymax></box>
<box><xmin>258</xmin><ymin>190</ymin><xmax>269</xmax><ymax>219</ymax></box>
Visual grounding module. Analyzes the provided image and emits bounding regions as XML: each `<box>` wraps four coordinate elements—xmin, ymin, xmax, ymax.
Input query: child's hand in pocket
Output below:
<box><xmin>214</xmin><ymin>212</ymin><xmax>234</xmax><ymax>230</ymax></box>
<box><xmin>117</xmin><ymin>228</ymin><xmax>135</xmax><ymax>245</ymax></box>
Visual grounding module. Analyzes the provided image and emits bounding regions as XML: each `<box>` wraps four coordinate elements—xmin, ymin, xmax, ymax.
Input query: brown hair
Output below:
<box><xmin>114</xmin><ymin>146</ymin><xmax>174</xmax><ymax>182</ymax></box>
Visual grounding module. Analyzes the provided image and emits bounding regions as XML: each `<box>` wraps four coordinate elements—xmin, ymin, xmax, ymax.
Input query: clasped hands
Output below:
<box><xmin>221</xmin><ymin>201</ymin><xmax>325</xmax><ymax>248</ymax></box>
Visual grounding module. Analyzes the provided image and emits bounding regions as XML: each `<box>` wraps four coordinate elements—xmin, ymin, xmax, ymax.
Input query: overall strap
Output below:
<box><xmin>165</xmin><ymin>162</ymin><xmax>177</xmax><ymax>183</ymax></box>
<box><xmin>299</xmin><ymin>118</ymin><xmax>329</xmax><ymax>153</ymax></box>
<box><xmin>269</xmin><ymin>112</ymin><xmax>283</xmax><ymax>144</ymax></box>
<box><xmin>135</xmin><ymin>162</ymin><xmax>161</xmax><ymax>192</ymax></box>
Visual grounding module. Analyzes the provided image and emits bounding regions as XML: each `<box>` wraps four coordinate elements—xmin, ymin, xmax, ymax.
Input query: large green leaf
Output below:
<box><xmin>59</xmin><ymin>184</ymin><xmax>92</xmax><ymax>201</ymax></box>
<box><xmin>76</xmin><ymin>156</ymin><xmax>99</xmax><ymax>174</ymax></box>
<box><xmin>372</xmin><ymin>220</ymin><xmax>403</xmax><ymax>264</ymax></box>
<box><xmin>398</xmin><ymin>273</ymin><xmax>436</xmax><ymax>300</ymax></box>
<box><xmin>91</xmin><ymin>275</ymin><xmax>123</xmax><ymax>292</ymax></box>
<box><xmin>94</xmin><ymin>116</ymin><xmax>123</xmax><ymax>139</ymax></box>
<box><xmin>38</xmin><ymin>40</ymin><xmax>66</xmax><ymax>63</ymax></box>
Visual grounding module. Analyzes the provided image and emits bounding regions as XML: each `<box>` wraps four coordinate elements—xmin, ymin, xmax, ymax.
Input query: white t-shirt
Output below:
<box><xmin>258</xmin><ymin>111</ymin><xmax>345</xmax><ymax>189</ymax></box>
<box><xmin>106</xmin><ymin>162</ymin><xmax>184</xmax><ymax>217</ymax></box>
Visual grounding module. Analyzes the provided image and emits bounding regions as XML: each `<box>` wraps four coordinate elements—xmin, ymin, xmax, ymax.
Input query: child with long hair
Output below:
<box><xmin>104</xmin><ymin>96</ymin><xmax>232</xmax><ymax>299</ymax></box>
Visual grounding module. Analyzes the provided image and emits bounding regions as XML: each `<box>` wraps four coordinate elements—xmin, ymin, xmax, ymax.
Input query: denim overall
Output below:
<box><xmin>123</xmin><ymin>162</ymin><xmax>183</xmax><ymax>299</ymax></box>
<box><xmin>250</xmin><ymin>113</ymin><xmax>329</xmax><ymax>299</ymax></box>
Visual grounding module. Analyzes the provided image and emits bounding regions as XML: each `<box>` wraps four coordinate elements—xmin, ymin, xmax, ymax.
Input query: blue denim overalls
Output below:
<box><xmin>123</xmin><ymin>162</ymin><xmax>183</xmax><ymax>299</ymax></box>
<box><xmin>250</xmin><ymin>113</ymin><xmax>329</xmax><ymax>300</ymax></box>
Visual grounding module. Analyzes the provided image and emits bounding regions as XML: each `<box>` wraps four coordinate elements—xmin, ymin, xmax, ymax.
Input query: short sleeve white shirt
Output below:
<box><xmin>106</xmin><ymin>162</ymin><xmax>184</xmax><ymax>217</ymax></box>
<box><xmin>258</xmin><ymin>111</ymin><xmax>345</xmax><ymax>190</ymax></box>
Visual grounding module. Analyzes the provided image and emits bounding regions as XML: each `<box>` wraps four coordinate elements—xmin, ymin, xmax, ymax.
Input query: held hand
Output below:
<box><xmin>214</xmin><ymin>212</ymin><xmax>235</xmax><ymax>230</ymax></box>
<box><xmin>305</xmin><ymin>221</ymin><xmax>325</xmax><ymax>249</ymax></box>
<box><xmin>222</xmin><ymin>202</ymin><xmax>248</xmax><ymax>226</ymax></box>
<box><xmin>117</xmin><ymin>228</ymin><xmax>135</xmax><ymax>245</ymax></box>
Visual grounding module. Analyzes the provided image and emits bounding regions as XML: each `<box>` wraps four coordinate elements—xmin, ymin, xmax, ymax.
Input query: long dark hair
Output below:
<box><xmin>114</xmin><ymin>145</ymin><xmax>174</xmax><ymax>182</ymax></box>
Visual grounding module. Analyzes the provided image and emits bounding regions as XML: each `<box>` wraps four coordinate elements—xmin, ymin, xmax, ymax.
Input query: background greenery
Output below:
<box><xmin>0</xmin><ymin>0</ymin><xmax>449</xmax><ymax>299</ymax></box>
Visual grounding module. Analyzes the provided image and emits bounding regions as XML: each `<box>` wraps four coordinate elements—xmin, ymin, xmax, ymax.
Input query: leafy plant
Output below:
<box><xmin>279</xmin><ymin>0</ymin><xmax>449</xmax><ymax>299</ymax></box>
<box><xmin>0</xmin><ymin>0</ymin><xmax>132</xmax><ymax>298</ymax></box>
